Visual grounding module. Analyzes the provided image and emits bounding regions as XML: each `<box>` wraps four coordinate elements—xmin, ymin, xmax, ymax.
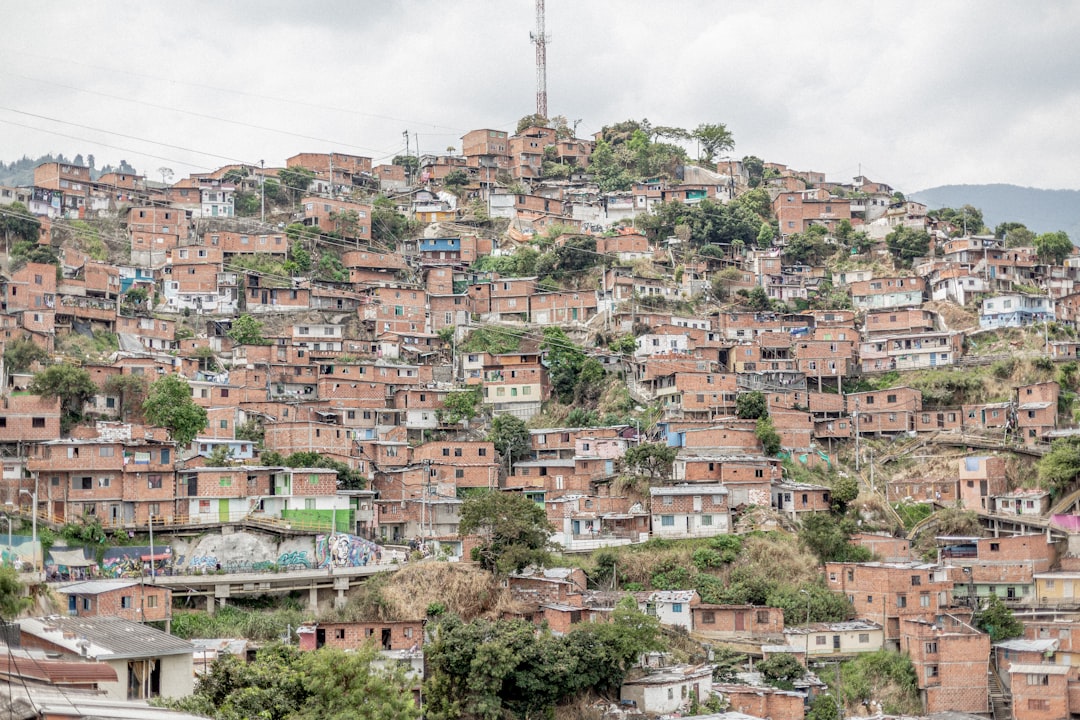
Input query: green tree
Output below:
<box><xmin>169</xmin><ymin>644</ymin><xmax>417</xmax><ymax>720</ymax></box>
<box><xmin>568</xmin><ymin>596</ymin><xmax>663</xmax><ymax>690</ymax></box>
<box><xmin>278</xmin><ymin>166</ymin><xmax>316</xmax><ymax>203</ymax></box>
<box><xmin>784</xmin><ymin>226</ymin><xmax>834</xmax><ymax>265</ymax></box>
<box><xmin>619</xmin><ymin>442</ymin><xmax>676</xmax><ymax>485</ymax></box>
<box><xmin>973</xmin><ymin>593</ymin><xmax>1023</xmax><ymax>642</ymax></box>
<box><xmin>692</xmin><ymin>122</ymin><xmax>735</xmax><ymax>165</ymax></box>
<box><xmin>1004</xmin><ymin>225</ymin><xmax>1037</xmax><ymax>247</ymax></box>
<box><xmin>102</xmin><ymin>373</ymin><xmax>149</xmax><ymax>422</ymax></box>
<box><xmin>516</xmin><ymin>113</ymin><xmax>550</xmax><ymax>134</ymax></box>
<box><xmin>3</xmin><ymin>339</ymin><xmax>49</xmax><ymax>373</ymax></box>
<box><xmin>1038</xmin><ymin>437</ymin><xmax>1080</xmax><ymax>499</ymax></box>
<box><xmin>742</xmin><ymin>155</ymin><xmax>765</xmax><ymax>188</ymax></box>
<box><xmin>799</xmin><ymin>513</ymin><xmax>873</xmax><ymax>564</ymax></box>
<box><xmin>0</xmin><ymin>566</ymin><xmax>30</xmax><ymax>619</ymax></box>
<box><xmin>746</xmin><ymin>285</ymin><xmax>771</xmax><ymax>310</ymax></box>
<box><xmin>371</xmin><ymin>195</ymin><xmax>420</xmax><ymax>246</ymax></box>
<box><xmin>756</xmin><ymin>416</ymin><xmax>782</xmax><ymax>455</ymax></box>
<box><xmin>289</xmin><ymin>242</ymin><xmax>313</xmax><ymax>273</ymax></box>
<box><xmin>487</xmin><ymin>414</ymin><xmax>531</xmax><ymax>466</ymax></box>
<box><xmin>757</xmin><ymin>653</ymin><xmax>806</xmax><ymax>690</ymax></box>
<box><xmin>228</xmin><ymin>314</ymin><xmax>271</xmax><ymax>345</ymax></box>
<box><xmin>885</xmin><ymin>226</ymin><xmax>931</xmax><ymax>267</ymax></box>
<box><xmin>440</xmin><ymin>387</ymin><xmax>482</xmax><ymax>425</ymax></box>
<box><xmin>443</xmin><ymin>169</ymin><xmax>468</xmax><ymax>193</ymax></box>
<box><xmin>392</xmin><ymin>154</ymin><xmax>419</xmax><ymax>177</ymax></box>
<box><xmin>807</xmin><ymin>694</ymin><xmax>841</xmax><ymax>720</ymax></box>
<box><xmin>10</xmin><ymin>240</ymin><xmax>59</xmax><ymax>271</ymax></box>
<box><xmin>142</xmin><ymin>375</ymin><xmax>208</xmax><ymax>446</ymax></box>
<box><xmin>736</xmin><ymin>390</ymin><xmax>768</xmax><ymax>419</ymax></box>
<box><xmin>541</xmin><ymin>326</ymin><xmax>587</xmax><ymax>403</ymax></box>
<box><xmin>766</xmin><ymin>580</ymin><xmax>855</xmax><ymax>624</ymax></box>
<box><xmin>29</xmin><ymin>364</ymin><xmax>97</xmax><ymax>432</ymax></box>
<box><xmin>830</xmin><ymin>473</ymin><xmax>860</xmax><ymax>514</ymax></box>
<box><xmin>459</xmin><ymin>491</ymin><xmax>556</xmax><ymax>573</ymax></box>
<box><xmin>292</xmin><ymin>646</ymin><xmax>420</xmax><ymax>720</ymax></box>
<box><xmin>931</xmin><ymin>204</ymin><xmax>985</xmax><ymax>235</ymax></box>
<box><xmin>0</xmin><ymin>202</ymin><xmax>41</xmax><ymax>246</ymax></box>
<box><xmin>1034</xmin><ymin>230</ymin><xmax>1074</xmax><ymax>265</ymax></box>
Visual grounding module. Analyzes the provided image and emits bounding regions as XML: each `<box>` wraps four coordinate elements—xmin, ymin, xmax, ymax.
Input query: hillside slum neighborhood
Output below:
<box><xmin>2</xmin><ymin>128</ymin><xmax>1080</xmax><ymax>720</ymax></box>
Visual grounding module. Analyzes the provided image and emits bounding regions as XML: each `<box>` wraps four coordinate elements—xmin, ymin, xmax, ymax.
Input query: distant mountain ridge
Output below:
<box><xmin>909</xmin><ymin>184</ymin><xmax>1080</xmax><ymax>241</ymax></box>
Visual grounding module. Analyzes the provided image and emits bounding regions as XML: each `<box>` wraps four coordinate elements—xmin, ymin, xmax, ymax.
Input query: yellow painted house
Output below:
<box><xmin>1034</xmin><ymin>572</ymin><xmax>1080</xmax><ymax>605</ymax></box>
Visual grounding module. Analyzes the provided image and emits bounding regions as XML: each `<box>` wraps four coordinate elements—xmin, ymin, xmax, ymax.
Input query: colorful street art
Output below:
<box><xmin>315</xmin><ymin>533</ymin><xmax>381</xmax><ymax>568</ymax></box>
<box><xmin>101</xmin><ymin>546</ymin><xmax>173</xmax><ymax>577</ymax></box>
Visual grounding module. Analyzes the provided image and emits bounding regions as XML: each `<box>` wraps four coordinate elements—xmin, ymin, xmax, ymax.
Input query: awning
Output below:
<box><xmin>48</xmin><ymin>549</ymin><xmax>93</xmax><ymax>567</ymax></box>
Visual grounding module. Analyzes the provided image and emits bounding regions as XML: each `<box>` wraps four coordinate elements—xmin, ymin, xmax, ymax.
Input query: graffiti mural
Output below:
<box><xmin>276</xmin><ymin>550</ymin><xmax>311</xmax><ymax>569</ymax></box>
<box><xmin>188</xmin><ymin>554</ymin><xmax>219</xmax><ymax>571</ymax></box>
<box><xmin>101</xmin><ymin>546</ymin><xmax>173</xmax><ymax>577</ymax></box>
<box><xmin>315</xmin><ymin>533</ymin><xmax>381</xmax><ymax>569</ymax></box>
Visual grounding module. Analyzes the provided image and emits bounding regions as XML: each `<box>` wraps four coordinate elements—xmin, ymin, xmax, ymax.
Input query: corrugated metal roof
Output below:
<box><xmin>18</xmin><ymin>616</ymin><xmax>193</xmax><ymax>660</ymax></box>
<box><xmin>993</xmin><ymin>637</ymin><xmax>1059</xmax><ymax>653</ymax></box>
<box><xmin>0</xmin><ymin>653</ymin><xmax>117</xmax><ymax>684</ymax></box>
<box><xmin>56</xmin><ymin>580</ymin><xmax>142</xmax><ymax>596</ymax></box>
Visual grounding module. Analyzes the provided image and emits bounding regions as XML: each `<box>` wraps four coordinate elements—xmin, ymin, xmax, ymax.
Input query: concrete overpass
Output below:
<box><xmin>151</xmin><ymin>561</ymin><xmax>398</xmax><ymax>613</ymax></box>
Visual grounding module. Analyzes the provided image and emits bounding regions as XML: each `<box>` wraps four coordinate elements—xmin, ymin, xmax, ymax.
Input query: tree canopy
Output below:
<box><xmin>0</xmin><ymin>566</ymin><xmax>31</xmax><ymax>620</ymax></box>
<box><xmin>278</xmin><ymin>166</ymin><xmax>315</xmax><ymax>202</ymax></box>
<box><xmin>487</xmin><ymin>414</ymin><xmax>531</xmax><ymax>466</ymax></box>
<box><xmin>692</xmin><ymin>123</ymin><xmax>735</xmax><ymax>164</ymax></box>
<box><xmin>142</xmin><ymin>374</ymin><xmax>208</xmax><ymax>446</ymax></box>
<box><xmin>736</xmin><ymin>390</ymin><xmax>769</xmax><ymax>420</ymax></box>
<box><xmin>458</xmin><ymin>491</ymin><xmax>556</xmax><ymax>574</ymax></box>
<box><xmin>3</xmin><ymin>339</ymin><xmax>49</xmax><ymax>373</ymax></box>
<box><xmin>0</xmin><ymin>202</ymin><xmax>41</xmax><ymax>245</ymax></box>
<box><xmin>29</xmin><ymin>364</ymin><xmax>97</xmax><ymax>432</ymax></box>
<box><xmin>424</xmin><ymin>598</ymin><xmax>661</xmax><ymax>720</ymax></box>
<box><xmin>228</xmin><ymin>314</ymin><xmax>271</xmax><ymax>345</ymax></box>
<box><xmin>619</xmin><ymin>442</ymin><xmax>676</xmax><ymax>485</ymax></box>
<box><xmin>1034</xmin><ymin>230</ymin><xmax>1074</xmax><ymax>265</ymax></box>
<box><xmin>885</xmin><ymin>225</ymin><xmax>931</xmax><ymax>267</ymax></box>
<box><xmin>169</xmin><ymin>644</ymin><xmax>418</xmax><ymax>720</ymax></box>
<box><xmin>973</xmin><ymin>593</ymin><xmax>1023</xmax><ymax>642</ymax></box>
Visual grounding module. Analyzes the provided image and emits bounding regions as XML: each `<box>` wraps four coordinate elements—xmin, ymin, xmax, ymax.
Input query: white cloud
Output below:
<box><xmin>1</xmin><ymin>0</ymin><xmax>1078</xmax><ymax>191</ymax></box>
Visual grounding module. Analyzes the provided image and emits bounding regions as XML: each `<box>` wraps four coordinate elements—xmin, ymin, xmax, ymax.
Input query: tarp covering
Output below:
<box><xmin>48</xmin><ymin>548</ymin><xmax>93</xmax><ymax>567</ymax></box>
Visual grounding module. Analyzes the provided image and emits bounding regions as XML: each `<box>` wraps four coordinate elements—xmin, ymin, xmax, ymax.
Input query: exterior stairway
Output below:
<box><xmin>988</xmin><ymin>663</ymin><xmax>1011</xmax><ymax>720</ymax></box>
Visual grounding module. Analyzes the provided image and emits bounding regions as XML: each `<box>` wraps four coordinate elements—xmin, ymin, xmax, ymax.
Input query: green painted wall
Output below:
<box><xmin>281</xmin><ymin>509</ymin><xmax>353</xmax><ymax>533</ymax></box>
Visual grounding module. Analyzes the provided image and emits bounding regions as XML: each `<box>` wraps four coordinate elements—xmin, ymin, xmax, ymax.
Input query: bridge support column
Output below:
<box><xmin>309</xmin><ymin>585</ymin><xmax>319</xmax><ymax>613</ymax></box>
<box><xmin>333</xmin><ymin>576</ymin><xmax>350</xmax><ymax>610</ymax></box>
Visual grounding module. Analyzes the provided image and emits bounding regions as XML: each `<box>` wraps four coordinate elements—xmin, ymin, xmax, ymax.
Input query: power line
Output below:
<box><xmin>0</xmin><ymin>71</ymin><xmax>401</xmax><ymax>157</ymax></box>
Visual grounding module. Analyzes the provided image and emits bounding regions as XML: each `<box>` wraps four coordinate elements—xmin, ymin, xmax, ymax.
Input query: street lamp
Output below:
<box><xmin>18</xmin><ymin>490</ymin><xmax>37</xmax><ymax>574</ymax></box>
<box><xmin>799</xmin><ymin>588</ymin><xmax>811</xmax><ymax>624</ymax></box>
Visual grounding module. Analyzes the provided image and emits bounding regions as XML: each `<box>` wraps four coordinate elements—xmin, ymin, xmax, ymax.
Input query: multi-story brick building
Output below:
<box><xmin>57</xmin><ymin>579</ymin><xmax>172</xmax><ymax>626</ymax></box>
<box><xmin>297</xmin><ymin>619</ymin><xmax>423</xmax><ymax>652</ymax></box>
<box><xmin>825</xmin><ymin>561</ymin><xmax>953</xmax><ymax>647</ymax></box>
<box><xmin>649</xmin><ymin>485</ymin><xmax>730</xmax><ymax>538</ymax></box>
<box><xmin>901</xmin><ymin>615</ymin><xmax>990</xmax><ymax>714</ymax></box>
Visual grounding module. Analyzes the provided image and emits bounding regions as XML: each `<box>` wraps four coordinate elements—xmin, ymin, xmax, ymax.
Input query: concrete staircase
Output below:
<box><xmin>988</xmin><ymin>663</ymin><xmax>1011</xmax><ymax>720</ymax></box>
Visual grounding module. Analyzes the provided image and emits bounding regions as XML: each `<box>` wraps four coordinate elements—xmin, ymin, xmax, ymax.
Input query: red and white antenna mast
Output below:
<box><xmin>530</xmin><ymin>0</ymin><xmax>549</xmax><ymax>119</ymax></box>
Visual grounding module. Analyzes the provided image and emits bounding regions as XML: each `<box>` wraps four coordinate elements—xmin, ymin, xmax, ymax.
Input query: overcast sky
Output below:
<box><xmin>2</xmin><ymin>1</ymin><xmax>1077</xmax><ymax>192</ymax></box>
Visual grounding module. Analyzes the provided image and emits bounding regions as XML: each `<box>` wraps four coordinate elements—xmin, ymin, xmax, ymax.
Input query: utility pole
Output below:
<box><xmin>854</xmin><ymin>399</ymin><xmax>861</xmax><ymax>473</ymax></box>
<box><xmin>259</xmin><ymin>159</ymin><xmax>265</xmax><ymax>224</ymax></box>
<box><xmin>530</xmin><ymin>0</ymin><xmax>549</xmax><ymax>119</ymax></box>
